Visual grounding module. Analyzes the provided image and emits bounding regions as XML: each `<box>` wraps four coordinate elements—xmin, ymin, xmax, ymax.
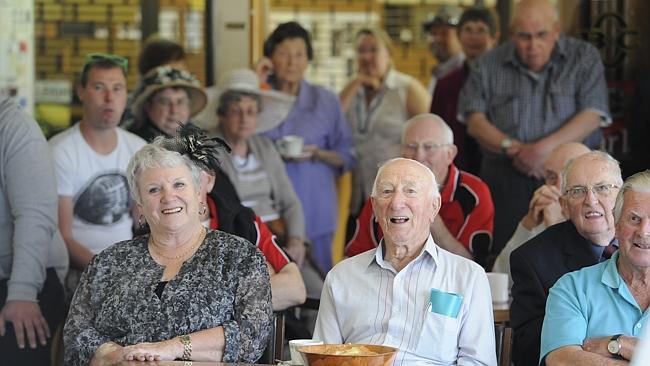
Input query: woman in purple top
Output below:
<box><xmin>256</xmin><ymin>21</ymin><xmax>355</xmax><ymax>273</ymax></box>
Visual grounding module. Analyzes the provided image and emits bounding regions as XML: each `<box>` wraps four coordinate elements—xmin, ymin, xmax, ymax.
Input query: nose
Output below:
<box><xmin>104</xmin><ymin>90</ymin><xmax>114</xmax><ymax>102</ymax></box>
<box><xmin>414</xmin><ymin>145</ymin><xmax>427</xmax><ymax>162</ymax></box>
<box><xmin>583</xmin><ymin>187</ymin><xmax>599</xmax><ymax>204</ymax></box>
<box><xmin>388</xmin><ymin>191</ymin><xmax>406</xmax><ymax>209</ymax></box>
<box><xmin>638</xmin><ymin>218</ymin><xmax>650</xmax><ymax>238</ymax></box>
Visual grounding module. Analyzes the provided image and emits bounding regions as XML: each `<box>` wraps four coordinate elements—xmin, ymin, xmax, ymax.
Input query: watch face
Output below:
<box><xmin>608</xmin><ymin>340</ymin><xmax>620</xmax><ymax>354</ymax></box>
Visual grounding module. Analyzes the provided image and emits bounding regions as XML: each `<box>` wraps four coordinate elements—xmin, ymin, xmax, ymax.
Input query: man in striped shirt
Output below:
<box><xmin>314</xmin><ymin>158</ymin><xmax>496</xmax><ymax>365</ymax></box>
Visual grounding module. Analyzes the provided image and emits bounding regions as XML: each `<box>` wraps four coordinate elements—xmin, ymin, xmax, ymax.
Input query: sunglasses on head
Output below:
<box><xmin>84</xmin><ymin>53</ymin><xmax>129</xmax><ymax>73</ymax></box>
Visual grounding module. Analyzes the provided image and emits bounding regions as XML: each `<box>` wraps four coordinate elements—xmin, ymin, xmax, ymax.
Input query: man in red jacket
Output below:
<box><xmin>346</xmin><ymin>113</ymin><xmax>495</xmax><ymax>268</ymax></box>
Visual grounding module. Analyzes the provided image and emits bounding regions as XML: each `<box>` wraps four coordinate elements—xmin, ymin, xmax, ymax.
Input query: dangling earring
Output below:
<box><xmin>138</xmin><ymin>215</ymin><xmax>146</xmax><ymax>229</ymax></box>
<box><xmin>199</xmin><ymin>202</ymin><xmax>207</xmax><ymax>216</ymax></box>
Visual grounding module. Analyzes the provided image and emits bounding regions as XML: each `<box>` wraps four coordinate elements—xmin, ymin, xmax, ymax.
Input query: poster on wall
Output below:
<box><xmin>0</xmin><ymin>0</ymin><xmax>34</xmax><ymax>113</ymax></box>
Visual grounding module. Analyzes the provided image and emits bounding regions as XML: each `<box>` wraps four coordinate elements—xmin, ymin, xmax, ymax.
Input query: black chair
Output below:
<box><xmin>259</xmin><ymin>312</ymin><xmax>286</xmax><ymax>364</ymax></box>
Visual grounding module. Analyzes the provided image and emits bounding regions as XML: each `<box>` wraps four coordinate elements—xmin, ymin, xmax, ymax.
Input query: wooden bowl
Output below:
<box><xmin>298</xmin><ymin>343</ymin><xmax>398</xmax><ymax>366</ymax></box>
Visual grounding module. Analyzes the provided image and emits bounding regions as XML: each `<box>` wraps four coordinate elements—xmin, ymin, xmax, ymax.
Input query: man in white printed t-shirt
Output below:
<box><xmin>49</xmin><ymin>54</ymin><xmax>146</xmax><ymax>296</ymax></box>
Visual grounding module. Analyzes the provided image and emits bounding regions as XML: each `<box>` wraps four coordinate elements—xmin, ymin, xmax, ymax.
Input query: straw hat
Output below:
<box><xmin>131</xmin><ymin>66</ymin><xmax>207</xmax><ymax>122</ymax></box>
<box><xmin>194</xmin><ymin>68</ymin><xmax>295</xmax><ymax>133</ymax></box>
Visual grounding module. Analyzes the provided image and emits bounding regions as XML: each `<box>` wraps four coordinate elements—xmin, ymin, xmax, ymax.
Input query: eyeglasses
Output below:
<box><xmin>84</xmin><ymin>53</ymin><xmax>129</xmax><ymax>73</ymax></box>
<box><xmin>402</xmin><ymin>142</ymin><xmax>450</xmax><ymax>155</ymax></box>
<box><xmin>152</xmin><ymin>96</ymin><xmax>191</xmax><ymax>110</ymax></box>
<box><xmin>564</xmin><ymin>183</ymin><xmax>619</xmax><ymax>200</ymax></box>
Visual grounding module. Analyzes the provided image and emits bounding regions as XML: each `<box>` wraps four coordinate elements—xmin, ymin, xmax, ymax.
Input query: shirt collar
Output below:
<box><xmin>382</xmin><ymin>68</ymin><xmax>399</xmax><ymax>90</ymax></box>
<box><xmin>439</xmin><ymin>164</ymin><xmax>458</xmax><ymax>205</ymax></box>
<box><xmin>601</xmin><ymin>251</ymin><xmax>622</xmax><ymax>289</ymax></box>
<box><xmin>369</xmin><ymin>234</ymin><xmax>439</xmax><ymax>272</ymax></box>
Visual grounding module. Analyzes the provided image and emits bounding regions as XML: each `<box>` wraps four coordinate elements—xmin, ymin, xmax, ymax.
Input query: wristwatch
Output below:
<box><xmin>500</xmin><ymin>137</ymin><xmax>513</xmax><ymax>155</ymax></box>
<box><xmin>607</xmin><ymin>334</ymin><xmax>623</xmax><ymax>358</ymax></box>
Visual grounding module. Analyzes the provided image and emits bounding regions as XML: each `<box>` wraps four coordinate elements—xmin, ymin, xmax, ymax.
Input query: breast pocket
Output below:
<box><xmin>488</xmin><ymin>93</ymin><xmax>519</xmax><ymax>135</ymax></box>
<box><xmin>549</xmin><ymin>85</ymin><xmax>577</xmax><ymax>125</ymax></box>
<box><xmin>414</xmin><ymin>310</ymin><xmax>461</xmax><ymax>363</ymax></box>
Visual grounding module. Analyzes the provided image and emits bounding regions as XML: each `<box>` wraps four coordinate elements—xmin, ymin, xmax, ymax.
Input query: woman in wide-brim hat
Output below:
<box><xmin>126</xmin><ymin>65</ymin><xmax>207</xmax><ymax>141</ymax></box>
<box><xmin>197</xmin><ymin>68</ymin><xmax>308</xmax><ymax>266</ymax></box>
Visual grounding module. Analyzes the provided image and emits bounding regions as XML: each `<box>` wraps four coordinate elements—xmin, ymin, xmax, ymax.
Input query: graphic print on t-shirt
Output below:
<box><xmin>74</xmin><ymin>173</ymin><xmax>131</xmax><ymax>225</ymax></box>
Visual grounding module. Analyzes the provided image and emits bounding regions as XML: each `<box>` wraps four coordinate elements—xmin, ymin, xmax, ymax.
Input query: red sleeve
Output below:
<box><xmin>344</xmin><ymin>199</ymin><xmax>382</xmax><ymax>257</ymax></box>
<box><xmin>253</xmin><ymin>215</ymin><xmax>290</xmax><ymax>273</ymax></box>
<box><xmin>456</xmin><ymin>177</ymin><xmax>494</xmax><ymax>251</ymax></box>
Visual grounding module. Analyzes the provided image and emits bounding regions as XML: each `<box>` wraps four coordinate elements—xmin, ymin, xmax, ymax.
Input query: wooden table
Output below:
<box><xmin>493</xmin><ymin>302</ymin><xmax>510</xmax><ymax>323</ymax></box>
<box><xmin>117</xmin><ymin>362</ymin><xmax>275</xmax><ymax>366</ymax></box>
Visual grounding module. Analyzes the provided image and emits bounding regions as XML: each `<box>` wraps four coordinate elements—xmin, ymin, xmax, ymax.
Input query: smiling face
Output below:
<box><xmin>220</xmin><ymin>95</ymin><xmax>259</xmax><ymax>142</ymax></box>
<box><xmin>561</xmin><ymin>156</ymin><xmax>620</xmax><ymax>245</ymax></box>
<box><xmin>458</xmin><ymin>20</ymin><xmax>497</xmax><ymax>62</ymax></box>
<box><xmin>145</xmin><ymin>87</ymin><xmax>191</xmax><ymax>137</ymax></box>
<box><xmin>356</xmin><ymin>33</ymin><xmax>391</xmax><ymax>79</ymax></box>
<box><xmin>371</xmin><ymin>159</ymin><xmax>440</xmax><ymax>252</ymax></box>
<box><xmin>138</xmin><ymin>164</ymin><xmax>201</xmax><ymax>235</ymax></box>
<box><xmin>78</xmin><ymin>66</ymin><xmax>127</xmax><ymax>130</ymax></box>
<box><xmin>616</xmin><ymin>189</ymin><xmax>650</xmax><ymax>270</ymax></box>
<box><xmin>270</xmin><ymin>37</ymin><xmax>310</xmax><ymax>85</ymax></box>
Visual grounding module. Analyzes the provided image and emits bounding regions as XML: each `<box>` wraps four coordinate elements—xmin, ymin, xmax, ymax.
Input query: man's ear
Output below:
<box><xmin>430</xmin><ymin>195</ymin><xmax>442</xmax><ymax>224</ymax></box>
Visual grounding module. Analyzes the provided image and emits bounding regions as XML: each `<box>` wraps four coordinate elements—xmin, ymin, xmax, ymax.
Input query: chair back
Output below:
<box><xmin>495</xmin><ymin>324</ymin><xmax>513</xmax><ymax>366</ymax></box>
<box><xmin>260</xmin><ymin>312</ymin><xmax>285</xmax><ymax>364</ymax></box>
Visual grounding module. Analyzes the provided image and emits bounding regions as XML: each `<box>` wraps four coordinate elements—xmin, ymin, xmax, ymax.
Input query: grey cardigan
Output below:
<box><xmin>213</xmin><ymin>129</ymin><xmax>306</xmax><ymax>241</ymax></box>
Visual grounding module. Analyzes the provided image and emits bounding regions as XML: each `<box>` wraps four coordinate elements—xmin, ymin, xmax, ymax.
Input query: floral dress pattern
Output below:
<box><xmin>63</xmin><ymin>229</ymin><xmax>273</xmax><ymax>365</ymax></box>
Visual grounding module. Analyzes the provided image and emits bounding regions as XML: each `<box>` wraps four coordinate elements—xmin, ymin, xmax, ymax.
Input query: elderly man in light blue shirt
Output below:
<box><xmin>541</xmin><ymin>170</ymin><xmax>650</xmax><ymax>365</ymax></box>
<box><xmin>314</xmin><ymin>158</ymin><xmax>496</xmax><ymax>365</ymax></box>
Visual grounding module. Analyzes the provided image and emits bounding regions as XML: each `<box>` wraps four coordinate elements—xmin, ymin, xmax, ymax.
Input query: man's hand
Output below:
<box><xmin>522</xmin><ymin>185</ymin><xmax>564</xmax><ymax>229</ymax></box>
<box><xmin>285</xmin><ymin>237</ymin><xmax>306</xmax><ymax>267</ymax></box>
<box><xmin>0</xmin><ymin>300</ymin><xmax>50</xmax><ymax>349</ymax></box>
<box><xmin>512</xmin><ymin>142</ymin><xmax>551</xmax><ymax>178</ymax></box>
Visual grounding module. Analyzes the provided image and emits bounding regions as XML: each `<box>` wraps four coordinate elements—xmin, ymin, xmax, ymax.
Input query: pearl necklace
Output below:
<box><xmin>149</xmin><ymin>228</ymin><xmax>206</xmax><ymax>262</ymax></box>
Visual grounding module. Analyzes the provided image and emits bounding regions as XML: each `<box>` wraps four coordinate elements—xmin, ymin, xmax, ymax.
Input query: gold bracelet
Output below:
<box><xmin>179</xmin><ymin>334</ymin><xmax>192</xmax><ymax>360</ymax></box>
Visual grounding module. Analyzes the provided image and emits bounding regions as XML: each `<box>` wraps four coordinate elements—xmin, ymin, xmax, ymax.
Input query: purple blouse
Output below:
<box><xmin>263</xmin><ymin>80</ymin><xmax>355</xmax><ymax>238</ymax></box>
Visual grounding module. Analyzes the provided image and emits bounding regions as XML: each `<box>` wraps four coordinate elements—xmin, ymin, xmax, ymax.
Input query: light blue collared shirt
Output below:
<box><xmin>541</xmin><ymin>252</ymin><xmax>650</xmax><ymax>364</ymax></box>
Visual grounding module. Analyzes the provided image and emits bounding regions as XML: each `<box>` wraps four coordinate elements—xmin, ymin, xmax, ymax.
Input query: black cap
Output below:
<box><xmin>422</xmin><ymin>5</ymin><xmax>463</xmax><ymax>32</ymax></box>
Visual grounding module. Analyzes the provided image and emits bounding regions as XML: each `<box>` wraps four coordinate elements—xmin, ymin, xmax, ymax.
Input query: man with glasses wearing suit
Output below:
<box><xmin>510</xmin><ymin>151</ymin><xmax>623</xmax><ymax>366</ymax></box>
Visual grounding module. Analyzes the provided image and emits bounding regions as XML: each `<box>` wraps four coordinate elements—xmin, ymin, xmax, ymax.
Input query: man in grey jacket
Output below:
<box><xmin>0</xmin><ymin>98</ymin><xmax>68</xmax><ymax>364</ymax></box>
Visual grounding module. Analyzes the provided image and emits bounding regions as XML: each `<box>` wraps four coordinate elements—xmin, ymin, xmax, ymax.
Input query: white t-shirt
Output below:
<box><xmin>49</xmin><ymin>123</ymin><xmax>146</xmax><ymax>254</ymax></box>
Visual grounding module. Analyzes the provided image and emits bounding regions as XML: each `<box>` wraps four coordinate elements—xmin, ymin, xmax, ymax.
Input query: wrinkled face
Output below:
<box><xmin>562</xmin><ymin>158</ymin><xmax>620</xmax><ymax>243</ymax></box>
<box><xmin>270</xmin><ymin>38</ymin><xmax>309</xmax><ymax>85</ymax></box>
<box><xmin>616</xmin><ymin>190</ymin><xmax>650</xmax><ymax>270</ymax></box>
<box><xmin>138</xmin><ymin>165</ymin><xmax>200</xmax><ymax>234</ymax></box>
<box><xmin>428</xmin><ymin>25</ymin><xmax>457</xmax><ymax>61</ymax></box>
<box><xmin>220</xmin><ymin>96</ymin><xmax>259</xmax><ymax>142</ymax></box>
<box><xmin>401</xmin><ymin>120</ymin><xmax>455</xmax><ymax>186</ymax></box>
<box><xmin>145</xmin><ymin>87</ymin><xmax>191</xmax><ymax>137</ymax></box>
<box><xmin>511</xmin><ymin>11</ymin><xmax>560</xmax><ymax>72</ymax></box>
<box><xmin>371</xmin><ymin>160</ymin><xmax>440</xmax><ymax>250</ymax></box>
<box><xmin>458</xmin><ymin>20</ymin><xmax>497</xmax><ymax>62</ymax></box>
<box><xmin>356</xmin><ymin>34</ymin><xmax>391</xmax><ymax>78</ymax></box>
<box><xmin>78</xmin><ymin>67</ymin><xmax>127</xmax><ymax>130</ymax></box>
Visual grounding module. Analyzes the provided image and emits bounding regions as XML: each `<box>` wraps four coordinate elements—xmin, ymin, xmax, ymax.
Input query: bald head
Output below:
<box><xmin>543</xmin><ymin>143</ymin><xmax>590</xmax><ymax>189</ymax></box>
<box><xmin>511</xmin><ymin>0</ymin><xmax>559</xmax><ymax>28</ymax></box>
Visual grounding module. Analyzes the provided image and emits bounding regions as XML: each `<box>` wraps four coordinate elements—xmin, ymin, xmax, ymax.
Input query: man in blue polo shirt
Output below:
<box><xmin>541</xmin><ymin>170</ymin><xmax>650</xmax><ymax>365</ymax></box>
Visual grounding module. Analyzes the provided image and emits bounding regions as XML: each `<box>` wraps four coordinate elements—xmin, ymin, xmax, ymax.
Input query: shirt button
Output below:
<box><xmin>393</xmin><ymin>307</ymin><xmax>400</xmax><ymax>313</ymax></box>
<box><xmin>636</xmin><ymin>323</ymin><xmax>642</xmax><ymax>328</ymax></box>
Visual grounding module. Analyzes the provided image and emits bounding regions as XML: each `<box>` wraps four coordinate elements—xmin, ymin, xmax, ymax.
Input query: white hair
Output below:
<box><xmin>560</xmin><ymin>150</ymin><xmax>622</xmax><ymax>193</ymax></box>
<box><xmin>614</xmin><ymin>170</ymin><xmax>650</xmax><ymax>223</ymax></box>
<box><xmin>401</xmin><ymin>113</ymin><xmax>454</xmax><ymax>145</ymax></box>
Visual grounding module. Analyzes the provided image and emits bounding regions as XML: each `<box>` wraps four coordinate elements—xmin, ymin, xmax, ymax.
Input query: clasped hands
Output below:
<box><xmin>504</xmin><ymin>140</ymin><xmax>551</xmax><ymax>179</ymax></box>
<box><xmin>521</xmin><ymin>184</ymin><xmax>564</xmax><ymax>230</ymax></box>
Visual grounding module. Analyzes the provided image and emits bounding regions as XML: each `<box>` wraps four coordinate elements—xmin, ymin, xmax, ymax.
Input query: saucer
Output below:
<box><xmin>283</xmin><ymin>151</ymin><xmax>312</xmax><ymax>159</ymax></box>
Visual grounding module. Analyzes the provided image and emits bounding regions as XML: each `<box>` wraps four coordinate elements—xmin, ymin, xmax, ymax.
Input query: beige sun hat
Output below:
<box><xmin>193</xmin><ymin>68</ymin><xmax>295</xmax><ymax>133</ymax></box>
<box><xmin>131</xmin><ymin>65</ymin><xmax>207</xmax><ymax>122</ymax></box>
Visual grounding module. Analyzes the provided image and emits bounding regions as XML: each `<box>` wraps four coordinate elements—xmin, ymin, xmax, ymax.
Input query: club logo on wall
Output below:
<box><xmin>580</xmin><ymin>12</ymin><xmax>638</xmax><ymax>68</ymax></box>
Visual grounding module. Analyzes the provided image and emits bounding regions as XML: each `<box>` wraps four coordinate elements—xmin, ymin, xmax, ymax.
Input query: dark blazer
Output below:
<box><xmin>509</xmin><ymin>220</ymin><xmax>600</xmax><ymax>366</ymax></box>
